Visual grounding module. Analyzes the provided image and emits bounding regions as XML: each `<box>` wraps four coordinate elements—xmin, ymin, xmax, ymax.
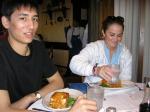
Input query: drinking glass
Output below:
<box><xmin>109</xmin><ymin>64</ymin><xmax>120</xmax><ymax>83</ymax></box>
<box><xmin>87</xmin><ymin>85</ymin><xmax>104</xmax><ymax>110</ymax></box>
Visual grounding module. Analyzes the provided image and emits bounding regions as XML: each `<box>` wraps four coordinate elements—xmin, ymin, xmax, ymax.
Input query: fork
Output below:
<box><xmin>32</xmin><ymin>108</ymin><xmax>52</xmax><ymax>112</ymax></box>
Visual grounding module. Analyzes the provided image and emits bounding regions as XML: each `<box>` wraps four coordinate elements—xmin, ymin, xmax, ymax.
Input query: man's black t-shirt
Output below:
<box><xmin>0</xmin><ymin>40</ymin><xmax>57</xmax><ymax>103</ymax></box>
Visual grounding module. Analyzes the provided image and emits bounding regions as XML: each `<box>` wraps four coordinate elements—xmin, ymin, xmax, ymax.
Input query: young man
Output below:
<box><xmin>0</xmin><ymin>0</ymin><xmax>97</xmax><ymax>112</ymax></box>
<box><xmin>0</xmin><ymin>0</ymin><xmax>64</xmax><ymax>111</ymax></box>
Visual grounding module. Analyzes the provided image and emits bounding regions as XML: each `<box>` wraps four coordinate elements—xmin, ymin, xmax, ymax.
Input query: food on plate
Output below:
<box><xmin>67</xmin><ymin>97</ymin><xmax>76</xmax><ymax>107</ymax></box>
<box><xmin>49</xmin><ymin>92</ymin><xmax>69</xmax><ymax>109</ymax></box>
<box><xmin>100</xmin><ymin>79</ymin><xmax>122</xmax><ymax>88</ymax></box>
<box><xmin>49</xmin><ymin>92</ymin><xmax>76</xmax><ymax>109</ymax></box>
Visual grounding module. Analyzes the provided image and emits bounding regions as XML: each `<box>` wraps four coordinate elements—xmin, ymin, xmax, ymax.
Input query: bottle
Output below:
<box><xmin>139</xmin><ymin>82</ymin><xmax>150</xmax><ymax>112</ymax></box>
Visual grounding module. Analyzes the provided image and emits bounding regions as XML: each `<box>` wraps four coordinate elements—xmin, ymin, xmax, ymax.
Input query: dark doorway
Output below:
<box><xmin>72</xmin><ymin>0</ymin><xmax>88</xmax><ymax>27</ymax></box>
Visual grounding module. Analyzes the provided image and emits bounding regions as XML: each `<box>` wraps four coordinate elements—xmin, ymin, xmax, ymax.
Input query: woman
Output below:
<box><xmin>69</xmin><ymin>16</ymin><xmax>132</xmax><ymax>83</ymax></box>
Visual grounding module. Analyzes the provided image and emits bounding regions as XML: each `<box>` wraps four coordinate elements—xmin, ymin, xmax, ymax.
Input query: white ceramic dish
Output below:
<box><xmin>42</xmin><ymin>88</ymin><xmax>83</xmax><ymax>112</ymax></box>
<box><xmin>101</xmin><ymin>80</ymin><xmax>135</xmax><ymax>90</ymax></box>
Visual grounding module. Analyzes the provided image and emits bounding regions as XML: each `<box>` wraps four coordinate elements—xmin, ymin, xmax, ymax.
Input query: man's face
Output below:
<box><xmin>5</xmin><ymin>6</ymin><xmax>39</xmax><ymax>44</ymax></box>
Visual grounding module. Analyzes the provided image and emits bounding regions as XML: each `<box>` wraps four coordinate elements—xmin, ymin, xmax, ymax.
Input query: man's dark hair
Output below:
<box><xmin>1</xmin><ymin>0</ymin><xmax>39</xmax><ymax>19</ymax></box>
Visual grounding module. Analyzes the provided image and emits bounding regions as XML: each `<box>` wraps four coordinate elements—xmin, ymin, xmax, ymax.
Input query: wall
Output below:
<box><xmin>88</xmin><ymin>0</ymin><xmax>114</xmax><ymax>42</ymax></box>
<box><xmin>37</xmin><ymin>0</ymin><xmax>73</xmax><ymax>42</ymax></box>
<box><xmin>99</xmin><ymin>0</ymin><xmax>114</xmax><ymax>31</ymax></box>
<box><xmin>37</xmin><ymin>0</ymin><xmax>73</xmax><ymax>75</ymax></box>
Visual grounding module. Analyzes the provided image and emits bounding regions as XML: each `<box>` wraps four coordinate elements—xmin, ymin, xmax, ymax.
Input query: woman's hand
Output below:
<box><xmin>70</xmin><ymin>96</ymin><xmax>97</xmax><ymax>112</ymax></box>
<box><xmin>94</xmin><ymin>65</ymin><xmax>115</xmax><ymax>82</ymax></box>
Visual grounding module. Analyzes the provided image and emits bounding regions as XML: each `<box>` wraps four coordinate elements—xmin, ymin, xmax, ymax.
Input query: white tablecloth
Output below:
<box><xmin>28</xmin><ymin>83</ymin><xmax>144</xmax><ymax>112</ymax></box>
<box><xmin>102</xmin><ymin>91</ymin><xmax>143</xmax><ymax>112</ymax></box>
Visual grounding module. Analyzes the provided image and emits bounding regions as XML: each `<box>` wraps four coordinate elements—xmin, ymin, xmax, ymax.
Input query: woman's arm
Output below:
<box><xmin>69</xmin><ymin>42</ymin><xmax>98</xmax><ymax>76</ymax></box>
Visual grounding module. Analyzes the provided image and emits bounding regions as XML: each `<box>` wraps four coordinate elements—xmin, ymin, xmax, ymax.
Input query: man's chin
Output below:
<box><xmin>24</xmin><ymin>39</ymin><xmax>33</xmax><ymax>44</ymax></box>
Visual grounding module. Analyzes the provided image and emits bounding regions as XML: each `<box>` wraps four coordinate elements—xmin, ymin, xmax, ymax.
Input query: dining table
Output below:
<box><xmin>28</xmin><ymin>82</ymin><xmax>144</xmax><ymax>112</ymax></box>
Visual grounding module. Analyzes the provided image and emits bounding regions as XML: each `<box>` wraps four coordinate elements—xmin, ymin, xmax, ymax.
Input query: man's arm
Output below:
<box><xmin>0</xmin><ymin>90</ymin><xmax>33</xmax><ymax>112</ymax></box>
<box><xmin>38</xmin><ymin>71</ymin><xmax>64</xmax><ymax>97</ymax></box>
<box><xmin>69</xmin><ymin>96</ymin><xmax>97</xmax><ymax>112</ymax></box>
<box><xmin>11</xmin><ymin>71</ymin><xmax>64</xmax><ymax>110</ymax></box>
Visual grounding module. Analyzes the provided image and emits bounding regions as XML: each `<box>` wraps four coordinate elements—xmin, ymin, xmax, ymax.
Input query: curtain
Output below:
<box><xmin>143</xmin><ymin>0</ymin><xmax>150</xmax><ymax>79</ymax></box>
<box><xmin>114</xmin><ymin>0</ymin><xmax>140</xmax><ymax>82</ymax></box>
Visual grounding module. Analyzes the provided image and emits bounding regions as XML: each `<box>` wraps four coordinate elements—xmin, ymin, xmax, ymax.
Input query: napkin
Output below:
<box><xmin>69</xmin><ymin>83</ymin><xmax>89</xmax><ymax>93</ymax></box>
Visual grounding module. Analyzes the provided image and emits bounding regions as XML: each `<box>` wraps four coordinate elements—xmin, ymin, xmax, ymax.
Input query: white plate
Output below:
<box><xmin>42</xmin><ymin>88</ymin><xmax>83</xmax><ymax>112</ymax></box>
<box><xmin>101</xmin><ymin>80</ymin><xmax>135</xmax><ymax>90</ymax></box>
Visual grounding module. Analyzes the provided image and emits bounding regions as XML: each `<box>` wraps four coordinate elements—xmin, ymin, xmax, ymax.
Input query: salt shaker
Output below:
<box><xmin>106</xmin><ymin>106</ymin><xmax>117</xmax><ymax>112</ymax></box>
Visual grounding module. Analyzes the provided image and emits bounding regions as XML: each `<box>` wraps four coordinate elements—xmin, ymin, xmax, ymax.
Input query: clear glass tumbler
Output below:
<box><xmin>87</xmin><ymin>85</ymin><xmax>104</xmax><ymax>111</ymax></box>
<box><xmin>109</xmin><ymin>64</ymin><xmax>121</xmax><ymax>87</ymax></box>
